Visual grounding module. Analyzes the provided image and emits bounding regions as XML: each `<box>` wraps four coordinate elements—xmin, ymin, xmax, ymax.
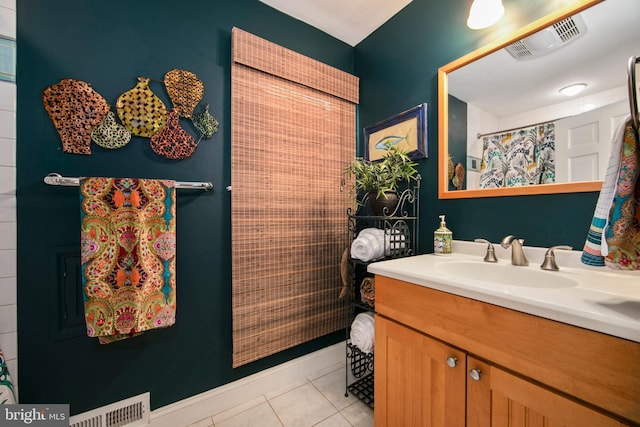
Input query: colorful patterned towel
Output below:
<box><xmin>0</xmin><ymin>347</ymin><xmax>16</xmax><ymax>404</ymax></box>
<box><xmin>80</xmin><ymin>178</ymin><xmax>177</xmax><ymax>344</ymax></box>
<box><xmin>604</xmin><ymin>121</ymin><xmax>640</xmax><ymax>269</ymax></box>
<box><xmin>581</xmin><ymin>119</ymin><xmax>629</xmax><ymax>266</ymax></box>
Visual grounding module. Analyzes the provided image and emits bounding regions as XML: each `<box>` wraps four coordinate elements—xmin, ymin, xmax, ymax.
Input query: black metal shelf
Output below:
<box><xmin>348</xmin><ymin>373</ymin><xmax>374</xmax><ymax>409</ymax></box>
<box><xmin>344</xmin><ymin>175</ymin><xmax>420</xmax><ymax>410</ymax></box>
<box><xmin>346</xmin><ymin>342</ymin><xmax>373</xmax><ymax>378</ymax></box>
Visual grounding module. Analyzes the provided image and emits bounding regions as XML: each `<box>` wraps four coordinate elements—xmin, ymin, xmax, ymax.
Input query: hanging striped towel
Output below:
<box><xmin>80</xmin><ymin>178</ymin><xmax>177</xmax><ymax>344</ymax></box>
<box><xmin>604</xmin><ymin>121</ymin><xmax>640</xmax><ymax>269</ymax></box>
<box><xmin>0</xmin><ymin>347</ymin><xmax>16</xmax><ymax>404</ymax></box>
<box><xmin>581</xmin><ymin>118</ymin><xmax>630</xmax><ymax>266</ymax></box>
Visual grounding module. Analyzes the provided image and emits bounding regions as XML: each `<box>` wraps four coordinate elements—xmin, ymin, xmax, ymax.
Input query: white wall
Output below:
<box><xmin>0</xmin><ymin>0</ymin><xmax>17</xmax><ymax>398</ymax></box>
<box><xmin>466</xmin><ymin>104</ymin><xmax>498</xmax><ymax>189</ymax></box>
<box><xmin>497</xmin><ymin>85</ymin><xmax>628</xmax><ymax>131</ymax></box>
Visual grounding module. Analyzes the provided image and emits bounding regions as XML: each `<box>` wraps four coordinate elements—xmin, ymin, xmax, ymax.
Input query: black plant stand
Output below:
<box><xmin>344</xmin><ymin>175</ymin><xmax>421</xmax><ymax>409</ymax></box>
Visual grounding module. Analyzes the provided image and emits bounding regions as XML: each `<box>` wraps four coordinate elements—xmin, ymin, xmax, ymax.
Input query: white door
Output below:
<box><xmin>555</xmin><ymin>100</ymin><xmax>627</xmax><ymax>182</ymax></box>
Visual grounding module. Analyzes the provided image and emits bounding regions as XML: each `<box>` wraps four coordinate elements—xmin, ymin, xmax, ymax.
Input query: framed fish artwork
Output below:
<box><xmin>364</xmin><ymin>103</ymin><xmax>427</xmax><ymax>161</ymax></box>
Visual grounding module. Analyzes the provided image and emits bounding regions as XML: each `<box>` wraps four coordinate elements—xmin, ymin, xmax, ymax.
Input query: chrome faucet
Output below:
<box><xmin>500</xmin><ymin>235</ymin><xmax>529</xmax><ymax>266</ymax></box>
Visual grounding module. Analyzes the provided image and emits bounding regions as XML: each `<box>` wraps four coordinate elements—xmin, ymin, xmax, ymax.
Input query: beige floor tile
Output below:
<box><xmin>312</xmin><ymin>368</ymin><xmax>357</xmax><ymax>411</ymax></box>
<box><xmin>181</xmin><ymin>354</ymin><xmax>376</xmax><ymax>427</ymax></box>
<box><xmin>339</xmin><ymin>400</ymin><xmax>374</xmax><ymax>427</ymax></box>
<box><xmin>264</xmin><ymin>378</ymin><xmax>308</xmax><ymax>401</ymax></box>
<box><xmin>216</xmin><ymin>402</ymin><xmax>283</xmax><ymax>427</ymax></box>
<box><xmin>313</xmin><ymin>412</ymin><xmax>351</xmax><ymax>427</ymax></box>
<box><xmin>269</xmin><ymin>383</ymin><xmax>337</xmax><ymax>427</ymax></box>
<box><xmin>211</xmin><ymin>396</ymin><xmax>267</xmax><ymax>424</ymax></box>
<box><xmin>307</xmin><ymin>361</ymin><xmax>345</xmax><ymax>382</ymax></box>
<box><xmin>186</xmin><ymin>417</ymin><xmax>214</xmax><ymax>427</ymax></box>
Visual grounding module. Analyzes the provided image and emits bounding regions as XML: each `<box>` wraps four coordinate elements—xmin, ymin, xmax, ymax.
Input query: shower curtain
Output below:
<box><xmin>0</xmin><ymin>347</ymin><xmax>16</xmax><ymax>404</ymax></box>
<box><xmin>479</xmin><ymin>122</ymin><xmax>555</xmax><ymax>188</ymax></box>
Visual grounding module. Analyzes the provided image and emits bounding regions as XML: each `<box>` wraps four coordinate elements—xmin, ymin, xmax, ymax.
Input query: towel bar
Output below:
<box><xmin>44</xmin><ymin>173</ymin><xmax>213</xmax><ymax>191</ymax></box>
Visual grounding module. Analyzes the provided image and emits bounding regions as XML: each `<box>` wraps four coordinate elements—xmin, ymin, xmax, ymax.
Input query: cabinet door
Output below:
<box><xmin>467</xmin><ymin>357</ymin><xmax>629</xmax><ymax>427</ymax></box>
<box><xmin>375</xmin><ymin>315</ymin><xmax>466</xmax><ymax>427</ymax></box>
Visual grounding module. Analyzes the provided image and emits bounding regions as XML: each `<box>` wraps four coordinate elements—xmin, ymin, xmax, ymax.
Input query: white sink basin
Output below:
<box><xmin>367</xmin><ymin>242</ymin><xmax>640</xmax><ymax>342</ymax></box>
<box><xmin>436</xmin><ymin>261</ymin><xmax>578</xmax><ymax>289</ymax></box>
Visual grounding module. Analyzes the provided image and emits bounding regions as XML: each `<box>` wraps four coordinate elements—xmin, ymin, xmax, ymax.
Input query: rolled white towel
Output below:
<box><xmin>351</xmin><ymin>228</ymin><xmax>408</xmax><ymax>261</ymax></box>
<box><xmin>351</xmin><ymin>228</ymin><xmax>385</xmax><ymax>262</ymax></box>
<box><xmin>350</xmin><ymin>311</ymin><xmax>375</xmax><ymax>353</ymax></box>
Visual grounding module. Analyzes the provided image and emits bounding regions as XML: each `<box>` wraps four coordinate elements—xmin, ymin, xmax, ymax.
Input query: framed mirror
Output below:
<box><xmin>438</xmin><ymin>0</ymin><xmax>639</xmax><ymax>199</ymax></box>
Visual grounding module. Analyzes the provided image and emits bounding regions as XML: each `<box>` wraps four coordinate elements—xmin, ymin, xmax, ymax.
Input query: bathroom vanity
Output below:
<box><xmin>368</xmin><ymin>241</ymin><xmax>640</xmax><ymax>426</ymax></box>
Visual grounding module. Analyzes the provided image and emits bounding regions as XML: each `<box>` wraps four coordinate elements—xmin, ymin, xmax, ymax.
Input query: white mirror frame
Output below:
<box><xmin>438</xmin><ymin>0</ymin><xmax>604</xmax><ymax>199</ymax></box>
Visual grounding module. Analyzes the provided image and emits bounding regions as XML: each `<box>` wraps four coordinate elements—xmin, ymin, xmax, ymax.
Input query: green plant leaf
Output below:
<box><xmin>343</xmin><ymin>141</ymin><xmax>418</xmax><ymax>204</ymax></box>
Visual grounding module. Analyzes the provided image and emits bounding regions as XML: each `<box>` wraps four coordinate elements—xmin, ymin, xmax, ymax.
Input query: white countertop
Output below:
<box><xmin>367</xmin><ymin>240</ymin><xmax>640</xmax><ymax>343</ymax></box>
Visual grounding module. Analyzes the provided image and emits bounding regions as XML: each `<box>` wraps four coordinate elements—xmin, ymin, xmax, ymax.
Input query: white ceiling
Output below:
<box><xmin>258</xmin><ymin>0</ymin><xmax>413</xmax><ymax>46</ymax></box>
<box><xmin>448</xmin><ymin>0</ymin><xmax>640</xmax><ymax>118</ymax></box>
<box><xmin>258</xmin><ymin>0</ymin><xmax>640</xmax><ymax>119</ymax></box>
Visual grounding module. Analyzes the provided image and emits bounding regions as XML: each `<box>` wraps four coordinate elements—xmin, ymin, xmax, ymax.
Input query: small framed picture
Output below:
<box><xmin>364</xmin><ymin>103</ymin><xmax>427</xmax><ymax>161</ymax></box>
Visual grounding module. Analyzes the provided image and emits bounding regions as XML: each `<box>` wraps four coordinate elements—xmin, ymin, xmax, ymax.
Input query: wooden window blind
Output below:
<box><xmin>231</xmin><ymin>28</ymin><xmax>358</xmax><ymax>367</ymax></box>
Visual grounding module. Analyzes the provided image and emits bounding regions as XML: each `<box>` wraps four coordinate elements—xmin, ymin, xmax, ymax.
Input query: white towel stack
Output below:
<box><xmin>350</xmin><ymin>311</ymin><xmax>375</xmax><ymax>353</ymax></box>
<box><xmin>350</xmin><ymin>228</ymin><xmax>406</xmax><ymax>262</ymax></box>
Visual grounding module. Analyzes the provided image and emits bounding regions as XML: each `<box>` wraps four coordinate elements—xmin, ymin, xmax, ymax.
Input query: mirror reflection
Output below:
<box><xmin>439</xmin><ymin>0</ymin><xmax>640</xmax><ymax>198</ymax></box>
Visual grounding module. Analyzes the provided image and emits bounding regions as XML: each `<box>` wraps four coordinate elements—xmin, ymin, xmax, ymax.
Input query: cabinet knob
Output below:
<box><xmin>469</xmin><ymin>368</ymin><xmax>482</xmax><ymax>381</ymax></box>
<box><xmin>446</xmin><ymin>357</ymin><xmax>457</xmax><ymax>368</ymax></box>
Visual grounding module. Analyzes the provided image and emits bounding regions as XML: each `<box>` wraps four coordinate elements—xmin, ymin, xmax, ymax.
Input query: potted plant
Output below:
<box><xmin>345</xmin><ymin>142</ymin><xmax>419</xmax><ymax>215</ymax></box>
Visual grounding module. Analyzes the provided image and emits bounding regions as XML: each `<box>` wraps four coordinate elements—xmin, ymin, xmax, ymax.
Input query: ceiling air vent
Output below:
<box><xmin>505</xmin><ymin>40</ymin><xmax>533</xmax><ymax>59</ymax></box>
<box><xmin>505</xmin><ymin>13</ymin><xmax>587</xmax><ymax>60</ymax></box>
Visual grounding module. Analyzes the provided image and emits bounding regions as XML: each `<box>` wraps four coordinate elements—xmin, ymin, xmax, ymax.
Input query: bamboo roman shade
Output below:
<box><xmin>231</xmin><ymin>28</ymin><xmax>358</xmax><ymax>367</ymax></box>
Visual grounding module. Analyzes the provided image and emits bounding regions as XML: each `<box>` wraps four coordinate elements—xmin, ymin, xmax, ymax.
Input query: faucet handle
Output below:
<box><xmin>540</xmin><ymin>245</ymin><xmax>573</xmax><ymax>271</ymax></box>
<box><xmin>474</xmin><ymin>238</ymin><xmax>498</xmax><ymax>263</ymax></box>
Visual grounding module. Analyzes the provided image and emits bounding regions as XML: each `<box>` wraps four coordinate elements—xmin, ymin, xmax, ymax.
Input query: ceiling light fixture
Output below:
<box><xmin>559</xmin><ymin>83</ymin><xmax>587</xmax><ymax>97</ymax></box>
<box><xmin>467</xmin><ymin>0</ymin><xmax>505</xmax><ymax>30</ymax></box>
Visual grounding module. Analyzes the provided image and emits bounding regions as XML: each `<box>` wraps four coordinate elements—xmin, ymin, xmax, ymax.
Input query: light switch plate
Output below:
<box><xmin>467</xmin><ymin>156</ymin><xmax>481</xmax><ymax>172</ymax></box>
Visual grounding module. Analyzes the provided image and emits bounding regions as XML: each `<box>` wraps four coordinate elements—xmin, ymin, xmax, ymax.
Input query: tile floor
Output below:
<box><xmin>186</xmin><ymin>363</ymin><xmax>374</xmax><ymax>427</ymax></box>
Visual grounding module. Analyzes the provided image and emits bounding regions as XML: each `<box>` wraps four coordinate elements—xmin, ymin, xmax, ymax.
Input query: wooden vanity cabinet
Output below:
<box><xmin>467</xmin><ymin>356</ymin><xmax>629</xmax><ymax>426</ymax></box>
<box><xmin>374</xmin><ymin>275</ymin><xmax>640</xmax><ymax>426</ymax></box>
<box><xmin>375</xmin><ymin>315</ymin><xmax>466</xmax><ymax>426</ymax></box>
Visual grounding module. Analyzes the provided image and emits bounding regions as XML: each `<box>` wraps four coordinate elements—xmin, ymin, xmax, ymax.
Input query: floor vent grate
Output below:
<box><xmin>69</xmin><ymin>392</ymin><xmax>150</xmax><ymax>427</ymax></box>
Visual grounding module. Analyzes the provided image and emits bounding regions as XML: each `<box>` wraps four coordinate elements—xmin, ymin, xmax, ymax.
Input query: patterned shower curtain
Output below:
<box><xmin>80</xmin><ymin>178</ymin><xmax>177</xmax><ymax>344</ymax></box>
<box><xmin>0</xmin><ymin>348</ymin><xmax>16</xmax><ymax>404</ymax></box>
<box><xmin>479</xmin><ymin>122</ymin><xmax>555</xmax><ymax>188</ymax></box>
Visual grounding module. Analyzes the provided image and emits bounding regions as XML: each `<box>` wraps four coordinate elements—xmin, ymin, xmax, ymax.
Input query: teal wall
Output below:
<box><xmin>17</xmin><ymin>0</ymin><xmax>602</xmax><ymax>416</ymax></box>
<box><xmin>356</xmin><ymin>0</ymin><xmax>599</xmax><ymax>249</ymax></box>
<box><xmin>17</xmin><ymin>0</ymin><xmax>353</xmax><ymax>415</ymax></box>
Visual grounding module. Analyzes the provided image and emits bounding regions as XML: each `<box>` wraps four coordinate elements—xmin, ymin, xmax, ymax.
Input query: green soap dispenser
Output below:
<box><xmin>434</xmin><ymin>215</ymin><xmax>452</xmax><ymax>255</ymax></box>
